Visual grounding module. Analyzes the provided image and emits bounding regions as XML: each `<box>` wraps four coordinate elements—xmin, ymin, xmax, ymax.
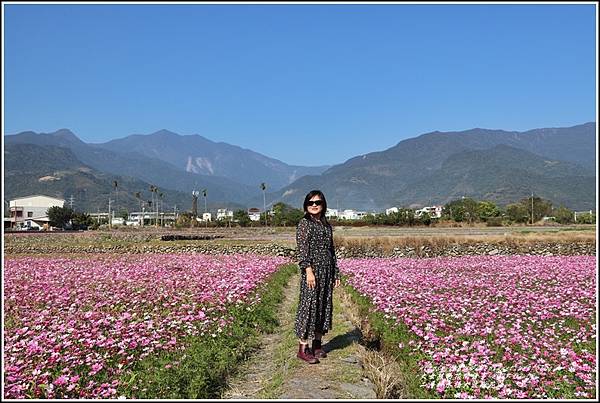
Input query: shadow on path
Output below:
<box><xmin>323</xmin><ymin>326</ymin><xmax>362</xmax><ymax>353</ymax></box>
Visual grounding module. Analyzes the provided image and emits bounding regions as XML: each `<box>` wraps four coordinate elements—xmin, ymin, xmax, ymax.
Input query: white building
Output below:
<box><xmin>7</xmin><ymin>195</ymin><xmax>65</xmax><ymax>230</ymax></box>
<box><xmin>248</xmin><ymin>208</ymin><xmax>261</xmax><ymax>221</ymax></box>
<box><xmin>338</xmin><ymin>209</ymin><xmax>369</xmax><ymax>220</ymax></box>
<box><xmin>217</xmin><ymin>208</ymin><xmax>234</xmax><ymax>220</ymax></box>
<box><xmin>325</xmin><ymin>208</ymin><xmax>339</xmax><ymax>218</ymax></box>
<box><xmin>111</xmin><ymin>217</ymin><xmax>125</xmax><ymax>226</ymax></box>
<box><xmin>415</xmin><ymin>205</ymin><xmax>443</xmax><ymax>219</ymax></box>
<box><xmin>385</xmin><ymin>207</ymin><xmax>399</xmax><ymax>215</ymax></box>
<box><xmin>202</xmin><ymin>212</ymin><xmax>212</xmax><ymax>222</ymax></box>
<box><xmin>356</xmin><ymin>211</ymin><xmax>369</xmax><ymax>219</ymax></box>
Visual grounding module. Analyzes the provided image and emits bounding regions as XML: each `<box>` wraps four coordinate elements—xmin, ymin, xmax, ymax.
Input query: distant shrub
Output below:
<box><xmin>486</xmin><ymin>217</ymin><xmax>504</xmax><ymax>227</ymax></box>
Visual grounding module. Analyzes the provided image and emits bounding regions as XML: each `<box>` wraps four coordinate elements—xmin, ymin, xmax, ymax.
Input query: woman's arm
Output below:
<box><xmin>329</xmin><ymin>227</ymin><xmax>340</xmax><ymax>281</ymax></box>
<box><xmin>296</xmin><ymin>219</ymin><xmax>311</xmax><ymax>274</ymax></box>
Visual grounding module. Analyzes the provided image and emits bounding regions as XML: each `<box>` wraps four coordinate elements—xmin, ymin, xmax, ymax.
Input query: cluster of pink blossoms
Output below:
<box><xmin>339</xmin><ymin>255</ymin><xmax>596</xmax><ymax>399</ymax></box>
<box><xmin>4</xmin><ymin>253</ymin><xmax>289</xmax><ymax>399</ymax></box>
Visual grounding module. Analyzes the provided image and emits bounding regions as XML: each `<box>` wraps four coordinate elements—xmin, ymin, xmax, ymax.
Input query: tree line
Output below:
<box><xmin>45</xmin><ymin>196</ymin><xmax>595</xmax><ymax>230</ymax></box>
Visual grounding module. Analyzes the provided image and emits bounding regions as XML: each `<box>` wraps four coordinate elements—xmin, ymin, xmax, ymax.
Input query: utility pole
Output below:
<box><xmin>531</xmin><ymin>192</ymin><xmax>534</xmax><ymax>225</ymax></box>
<box><xmin>108</xmin><ymin>198</ymin><xmax>113</xmax><ymax>230</ymax></box>
<box><xmin>192</xmin><ymin>190</ymin><xmax>199</xmax><ymax>228</ymax></box>
<box><xmin>113</xmin><ymin>181</ymin><xmax>118</xmax><ymax>219</ymax></box>
<box><xmin>156</xmin><ymin>192</ymin><xmax>159</xmax><ymax>228</ymax></box>
<box><xmin>68</xmin><ymin>195</ymin><xmax>75</xmax><ymax>209</ymax></box>
<box><xmin>203</xmin><ymin>189</ymin><xmax>208</xmax><ymax>228</ymax></box>
<box><xmin>260</xmin><ymin>183</ymin><xmax>267</xmax><ymax>227</ymax></box>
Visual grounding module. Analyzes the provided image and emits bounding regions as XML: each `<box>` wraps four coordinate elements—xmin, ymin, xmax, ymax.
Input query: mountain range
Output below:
<box><xmin>5</xmin><ymin>129</ymin><xmax>328</xmax><ymax>211</ymax></box>
<box><xmin>3</xmin><ymin>143</ymin><xmax>248</xmax><ymax>214</ymax></box>
<box><xmin>97</xmin><ymin>129</ymin><xmax>330</xmax><ymax>190</ymax></box>
<box><xmin>4</xmin><ymin>122</ymin><xmax>596</xmax><ymax>212</ymax></box>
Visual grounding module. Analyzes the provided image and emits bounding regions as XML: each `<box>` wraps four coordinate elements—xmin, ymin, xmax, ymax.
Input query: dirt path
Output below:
<box><xmin>222</xmin><ymin>273</ymin><xmax>377</xmax><ymax>399</ymax></box>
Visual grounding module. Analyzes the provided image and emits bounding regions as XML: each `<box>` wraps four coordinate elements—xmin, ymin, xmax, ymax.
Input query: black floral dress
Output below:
<box><xmin>294</xmin><ymin>216</ymin><xmax>340</xmax><ymax>340</ymax></box>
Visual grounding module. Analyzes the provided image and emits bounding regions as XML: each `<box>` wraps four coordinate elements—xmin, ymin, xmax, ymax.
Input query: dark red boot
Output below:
<box><xmin>312</xmin><ymin>339</ymin><xmax>327</xmax><ymax>358</ymax></box>
<box><xmin>297</xmin><ymin>342</ymin><xmax>319</xmax><ymax>364</ymax></box>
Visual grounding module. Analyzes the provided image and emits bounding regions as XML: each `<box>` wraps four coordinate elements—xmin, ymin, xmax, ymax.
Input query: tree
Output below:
<box><xmin>117</xmin><ymin>208</ymin><xmax>129</xmax><ymax>221</ymax></box>
<box><xmin>462</xmin><ymin>198</ymin><xmax>479</xmax><ymax>224</ymax></box>
<box><xmin>175</xmin><ymin>212</ymin><xmax>193</xmax><ymax>228</ymax></box>
<box><xmin>506</xmin><ymin>203</ymin><xmax>529</xmax><ymax>223</ymax></box>
<box><xmin>233</xmin><ymin>209</ymin><xmax>251</xmax><ymax>227</ymax></box>
<box><xmin>443</xmin><ymin>200</ymin><xmax>466</xmax><ymax>222</ymax></box>
<box><xmin>575</xmin><ymin>212</ymin><xmax>596</xmax><ymax>224</ymax></box>
<box><xmin>72</xmin><ymin>212</ymin><xmax>94</xmax><ymax>230</ymax></box>
<box><xmin>477</xmin><ymin>200</ymin><xmax>501</xmax><ymax>222</ymax></box>
<box><xmin>47</xmin><ymin>206</ymin><xmax>74</xmax><ymax>229</ymax></box>
<box><xmin>401</xmin><ymin>208</ymin><xmax>417</xmax><ymax>226</ymax></box>
<box><xmin>418</xmin><ymin>211</ymin><xmax>432</xmax><ymax>226</ymax></box>
<box><xmin>271</xmin><ymin>202</ymin><xmax>303</xmax><ymax>227</ymax></box>
<box><xmin>520</xmin><ymin>196</ymin><xmax>552</xmax><ymax>224</ymax></box>
<box><xmin>553</xmin><ymin>206</ymin><xmax>574</xmax><ymax>224</ymax></box>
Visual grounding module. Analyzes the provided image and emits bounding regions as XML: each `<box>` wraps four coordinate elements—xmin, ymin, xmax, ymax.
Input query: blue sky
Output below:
<box><xmin>3</xmin><ymin>2</ymin><xmax>597</xmax><ymax>166</ymax></box>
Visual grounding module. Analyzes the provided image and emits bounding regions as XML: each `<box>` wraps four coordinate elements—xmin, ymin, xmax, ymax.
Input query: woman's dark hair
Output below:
<box><xmin>302</xmin><ymin>189</ymin><xmax>331</xmax><ymax>227</ymax></box>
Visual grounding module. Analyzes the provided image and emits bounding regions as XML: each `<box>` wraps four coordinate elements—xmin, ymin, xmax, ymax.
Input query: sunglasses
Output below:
<box><xmin>307</xmin><ymin>200</ymin><xmax>323</xmax><ymax>206</ymax></box>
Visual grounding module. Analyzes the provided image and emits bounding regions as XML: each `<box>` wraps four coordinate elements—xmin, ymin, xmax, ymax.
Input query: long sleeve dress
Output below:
<box><xmin>294</xmin><ymin>216</ymin><xmax>340</xmax><ymax>340</ymax></box>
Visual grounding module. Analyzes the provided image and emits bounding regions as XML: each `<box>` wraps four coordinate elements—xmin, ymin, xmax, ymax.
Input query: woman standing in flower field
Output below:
<box><xmin>294</xmin><ymin>190</ymin><xmax>341</xmax><ymax>364</ymax></box>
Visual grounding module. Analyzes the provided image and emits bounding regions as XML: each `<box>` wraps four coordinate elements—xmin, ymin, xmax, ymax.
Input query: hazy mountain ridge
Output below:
<box><xmin>95</xmin><ymin>129</ymin><xmax>330</xmax><ymax>190</ymax></box>
<box><xmin>5</xmin><ymin>129</ymin><xmax>260</xmax><ymax>204</ymax></box>
<box><xmin>254</xmin><ymin>122</ymin><xmax>596</xmax><ymax>211</ymax></box>
<box><xmin>5</xmin><ymin>122</ymin><xmax>596</xmax><ymax>212</ymax></box>
<box><xmin>391</xmin><ymin>145</ymin><xmax>596</xmax><ymax>210</ymax></box>
<box><xmin>3</xmin><ymin>143</ymin><xmax>249</xmax><ymax>213</ymax></box>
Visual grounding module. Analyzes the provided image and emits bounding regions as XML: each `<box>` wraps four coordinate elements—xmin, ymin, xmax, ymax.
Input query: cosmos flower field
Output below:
<box><xmin>340</xmin><ymin>255</ymin><xmax>597</xmax><ymax>399</ymax></box>
<box><xmin>3</xmin><ymin>253</ymin><xmax>289</xmax><ymax>399</ymax></box>
<box><xmin>3</xmin><ymin>250</ymin><xmax>596</xmax><ymax>399</ymax></box>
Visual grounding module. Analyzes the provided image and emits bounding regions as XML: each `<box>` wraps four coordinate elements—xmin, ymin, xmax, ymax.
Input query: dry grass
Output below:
<box><xmin>356</xmin><ymin>346</ymin><xmax>407</xmax><ymax>399</ymax></box>
<box><xmin>338</xmin><ymin>281</ymin><xmax>408</xmax><ymax>398</ymax></box>
<box><xmin>334</xmin><ymin>232</ymin><xmax>596</xmax><ymax>254</ymax></box>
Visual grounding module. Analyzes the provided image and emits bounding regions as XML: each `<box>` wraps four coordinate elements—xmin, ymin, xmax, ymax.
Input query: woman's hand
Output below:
<box><xmin>306</xmin><ymin>267</ymin><xmax>316</xmax><ymax>289</ymax></box>
<box><xmin>334</xmin><ymin>278</ymin><xmax>341</xmax><ymax>288</ymax></box>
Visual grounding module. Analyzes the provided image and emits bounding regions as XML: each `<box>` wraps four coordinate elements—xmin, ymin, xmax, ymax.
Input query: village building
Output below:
<box><xmin>325</xmin><ymin>208</ymin><xmax>339</xmax><ymax>218</ymax></box>
<box><xmin>247</xmin><ymin>207</ymin><xmax>261</xmax><ymax>221</ymax></box>
<box><xmin>6</xmin><ymin>195</ymin><xmax>65</xmax><ymax>230</ymax></box>
<box><xmin>337</xmin><ymin>209</ymin><xmax>369</xmax><ymax>220</ymax></box>
<box><xmin>415</xmin><ymin>205</ymin><xmax>443</xmax><ymax>219</ymax></box>
<box><xmin>216</xmin><ymin>208</ymin><xmax>234</xmax><ymax>220</ymax></box>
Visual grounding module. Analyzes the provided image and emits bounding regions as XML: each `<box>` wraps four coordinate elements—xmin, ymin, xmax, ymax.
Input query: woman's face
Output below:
<box><xmin>307</xmin><ymin>195</ymin><xmax>324</xmax><ymax>216</ymax></box>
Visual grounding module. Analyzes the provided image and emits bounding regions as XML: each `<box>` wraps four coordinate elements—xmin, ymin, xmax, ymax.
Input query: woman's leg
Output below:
<box><xmin>297</xmin><ymin>338</ymin><xmax>318</xmax><ymax>363</ymax></box>
<box><xmin>312</xmin><ymin>332</ymin><xmax>327</xmax><ymax>358</ymax></box>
